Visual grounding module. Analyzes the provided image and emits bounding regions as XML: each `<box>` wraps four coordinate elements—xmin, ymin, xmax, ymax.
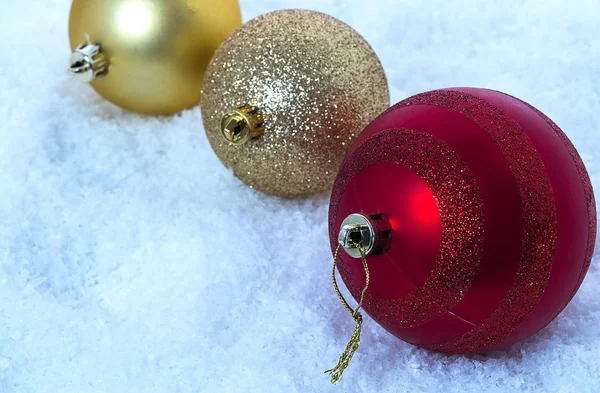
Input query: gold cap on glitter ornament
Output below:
<box><xmin>201</xmin><ymin>10</ymin><xmax>390</xmax><ymax>198</ymax></box>
<box><xmin>221</xmin><ymin>105</ymin><xmax>265</xmax><ymax>145</ymax></box>
<box><xmin>68</xmin><ymin>0</ymin><xmax>242</xmax><ymax>115</ymax></box>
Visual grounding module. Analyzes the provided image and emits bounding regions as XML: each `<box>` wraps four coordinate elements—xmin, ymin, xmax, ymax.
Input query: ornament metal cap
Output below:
<box><xmin>338</xmin><ymin>213</ymin><xmax>391</xmax><ymax>258</ymax></box>
<box><xmin>221</xmin><ymin>105</ymin><xmax>265</xmax><ymax>145</ymax></box>
<box><xmin>68</xmin><ymin>43</ymin><xmax>109</xmax><ymax>83</ymax></box>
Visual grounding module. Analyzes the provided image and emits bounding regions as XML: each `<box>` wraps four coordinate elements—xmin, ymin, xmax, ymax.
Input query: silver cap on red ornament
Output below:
<box><xmin>338</xmin><ymin>213</ymin><xmax>391</xmax><ymax>258</ymax></box>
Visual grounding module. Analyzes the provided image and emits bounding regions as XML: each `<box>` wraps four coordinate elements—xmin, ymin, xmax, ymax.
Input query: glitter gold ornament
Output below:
<box><xmin>202</xmin><ymin>10</ymin><xmax>389</xmax><ymax>198</ymax></box>
<box><xmin>68</xmin><ymin>0</ymin><xmax>242</xmax><ymax>115</ymax></box>
<box><xmin>327</xmin><ymin>88</ymin><xmax>596</xmax><ymax>382</ymax></box>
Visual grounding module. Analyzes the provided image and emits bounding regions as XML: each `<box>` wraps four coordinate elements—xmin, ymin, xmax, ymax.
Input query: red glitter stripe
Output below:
<box><xmin>511</xmin><ymin>97</ymin><xmax>596</xmax><ymax>292</ymax></box>
<box><xmin>329</xmin><ymin>129</ymin><xmax>485</xmax><ymax>330</ymax></box>
<box><xmin>410</xmin><ymin>89</ymin><xmax>558</xmax><ymax>354</ymax></box>
<box><xmin>482</xmin><ymin>91</ymin><xmax>597</xmax><ymax>350</ymax></box>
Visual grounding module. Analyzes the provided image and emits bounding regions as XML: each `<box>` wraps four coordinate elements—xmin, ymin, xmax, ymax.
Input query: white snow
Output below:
<box><xmin>0</xmin><ymin>0</ymin><xmax>599</xmax><ymax>392</ymax></box>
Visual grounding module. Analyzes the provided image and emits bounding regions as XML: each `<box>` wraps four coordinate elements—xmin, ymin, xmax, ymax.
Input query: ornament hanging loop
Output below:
<box><xmin>326</xmin><ymin>213</ymin><xmax>390</xmax><ymax>383</ymax></box>
<box><xmin>221</xmin><ymin>105</ymin><xmax>265</xmax><ymax>145</ymax></box>
<box><xmin>326</xmin><ymin>243</ymin><xmax>370</xmax><ymax>384</ymax></box>
<box><xmin>68</xmin><ymin>42</ymin><xmax>109</xmax><ymax>83</ymax></box>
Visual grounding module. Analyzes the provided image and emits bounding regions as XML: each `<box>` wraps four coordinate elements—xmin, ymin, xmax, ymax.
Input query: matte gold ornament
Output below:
<box><xmin>202</xmin><ymin>10</ymin><xmax>390</xmax><ymax>198</ymax></box>
<box><xmin>68</xmin><ymin>0</ymin><xmax>242</xmax><ymax>115</ymax></box>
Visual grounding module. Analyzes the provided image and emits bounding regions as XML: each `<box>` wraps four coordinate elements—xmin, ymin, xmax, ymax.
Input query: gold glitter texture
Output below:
<box><xmin>201</xmin><ymin>10</ymin><xmax>389</xmax><ymax>198</ymax></box>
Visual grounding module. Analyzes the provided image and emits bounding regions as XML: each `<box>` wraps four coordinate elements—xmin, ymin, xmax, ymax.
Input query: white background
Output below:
<box><xmin>0</xmin><ymin>0</ymin><xmax>599</xmax><ymax>392</ymax></box>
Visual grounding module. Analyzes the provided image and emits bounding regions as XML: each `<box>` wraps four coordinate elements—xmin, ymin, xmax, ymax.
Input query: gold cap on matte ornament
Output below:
<box><xmin>68</xmin><ymin>42</ymin><xmax>109</xmax><ymax>83</ymax></box>
<box><xmin>221</xmin><ymin>105</ymin><xmax>265</xmax><ymax>145</ymax></box>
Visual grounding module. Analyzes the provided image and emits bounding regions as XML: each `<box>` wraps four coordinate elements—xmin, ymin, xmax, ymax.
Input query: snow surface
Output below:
<box><xmin>1</xmin><ymin>0</ymin><xmax>600</xmax><ymax>392</ymax></box>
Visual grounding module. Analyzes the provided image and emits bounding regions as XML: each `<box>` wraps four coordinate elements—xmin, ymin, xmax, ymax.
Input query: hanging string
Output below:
<box><xmin>325</xmin><ymin>243</ymin><xmax>371</xmax><ymax>384</ymax></box>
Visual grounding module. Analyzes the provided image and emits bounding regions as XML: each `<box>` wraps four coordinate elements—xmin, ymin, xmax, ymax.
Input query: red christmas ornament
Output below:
<box><xmin>329</xmin><ymin>88</ymin><xmax>596</xmax><ymax>354</ymax></box>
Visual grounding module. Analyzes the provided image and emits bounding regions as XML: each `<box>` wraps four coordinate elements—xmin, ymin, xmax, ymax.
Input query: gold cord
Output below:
<box><xmin>325</xmin><ymin>244</ymin><xmax>371</xmax><ymax>384</ymax></box>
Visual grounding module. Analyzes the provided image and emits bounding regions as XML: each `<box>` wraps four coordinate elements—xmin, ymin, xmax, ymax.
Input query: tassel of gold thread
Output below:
<box><xmin>325</xmin><ymin>244</ymin><xmax>371</xmax><ymax>384</ymax></box>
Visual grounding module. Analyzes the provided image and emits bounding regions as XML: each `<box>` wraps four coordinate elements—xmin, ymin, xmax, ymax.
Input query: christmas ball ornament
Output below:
<box><xmin>202</xmin><ymin>10</ymin><xmax>389</xmax><ymax>198</ymax></box>
<box><xmin>68</xmin><ymin>0</ymin><xmax>242</xmax><ymax>115</ymax></box>
<box><xmin>328</xmin><ymin>88</ymin><xmax>596</xmax><ymax>359</ymax></box>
